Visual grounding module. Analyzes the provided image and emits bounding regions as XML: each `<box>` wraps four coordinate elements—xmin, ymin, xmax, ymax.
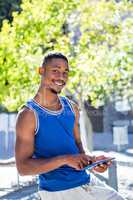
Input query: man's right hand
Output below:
<box><xmin>64</xmin><ymin>154</ymin><xmax>93</xmax><ymax>170</ymax></box>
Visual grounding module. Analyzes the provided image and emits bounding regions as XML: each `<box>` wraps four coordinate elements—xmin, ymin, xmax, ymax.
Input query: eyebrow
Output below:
<box><xmin>51</xmin><ymin>65</ymin><xmax>69</xmax><ymax>72</ymax></box>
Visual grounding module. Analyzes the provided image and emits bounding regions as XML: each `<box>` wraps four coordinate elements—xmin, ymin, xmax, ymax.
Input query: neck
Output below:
<box><xmin>34</xmin><ymin>86</ymin><xmax>60</xmax><ymax>107</ymax></box>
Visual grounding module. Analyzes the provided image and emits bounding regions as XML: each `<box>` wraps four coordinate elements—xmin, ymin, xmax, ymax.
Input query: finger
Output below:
<box><xmin>94</xmin><ymin>168</ymin><xmax>105</xmax><ymax>173</ymax></box>
<box><xmin>96</xmin><ymin>164</ymin><xmax>108</xmax><ymax>170</ymax></box>
<box><xmin>102</xmin><ymin>161</ymin><xmax>112</xmax><ymax>167</ymax></box>
<box><xmin>94</xmin><ymin>165</ymin><xmax>107</xmax><ymax>172</ymax></box>
<box><xmin>79</xmin><ymin>162</ymin><xmax>84</xmax><ymax>170</ymax></box>
<box><xmin>80</xmin><ymin>157</ymin><xmax>89</xmax><ymax>166</ymax></box>
<box><xmin>96</xmin><ymin>155</ymin><xmax>107</xmax><ymax>160</ymax></box>
<box><xmin>100</xmin><ymin>165</ymin><xmax>108</xmax><ymax>170</ymax></box>
<box><xmin>81</xmin><ymin>154</ymin><xmax>93</xmax><ymax>162</ymax></box>
<box><xmin>106</xmin><ymin>161</ymin><xmax>112</xmax><ymax>167</ymax></box>
<box><xmin>81</xmin><ymin>155</ymin><xmax>91</xmax><ymax>162</ymax></box>
<box><xmin>85</xmin><ymin>155</ymin><xmax>96</xmax><ymax>162</ymax></box>
<box><xmin>80</xmin><ymin>155</ymin><xmax>94</xmax><ymax>166</ymax></box>
<box><xmin>79</xmin><ymin>155</ymin><xmax>91</xmax><ymax>163</ymax></box>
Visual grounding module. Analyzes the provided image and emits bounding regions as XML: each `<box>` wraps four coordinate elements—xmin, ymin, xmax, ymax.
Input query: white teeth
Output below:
<box><xmin>54</xmin><ymin>81</ymin><xmax>63</xmax><ymax>86</ymax></box>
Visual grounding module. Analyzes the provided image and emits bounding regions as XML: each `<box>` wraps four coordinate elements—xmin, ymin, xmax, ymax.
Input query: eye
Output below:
<box><xmin>52</xmin><ymin>70</ymin><xmax>59</xmax><ymax>73</ymax></box>
<box><xmin>63</xmin><ymin>72</ymin><xmax>68</xmax><ymax>77</ymax></box>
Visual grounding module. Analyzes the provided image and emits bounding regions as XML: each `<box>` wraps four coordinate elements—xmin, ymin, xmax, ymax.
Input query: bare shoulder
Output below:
<box><xmin>16</xmin><ymin>106</ymin><xmax>36</xmax><ymax>136</ymax></box>
<box><xmin>16</xmin><ymin>106</ymin><xmax>35</xmax><ymax>125</ymax></box>
<box><xmin>67</xmin><ymin>99</ymin><xmax>80</xmax><ymax>118</ymax></box>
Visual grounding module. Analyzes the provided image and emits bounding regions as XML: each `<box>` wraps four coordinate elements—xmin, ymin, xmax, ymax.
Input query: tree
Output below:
<box><xmin>0</xmin><ymin>0</ymin><xmax>133</xmax><ymax>110</ymax></box>
<box><xmin>0</xmin><ymin>0</ymin><xmax>132</xmax><ymax>151</ymax></box>
<box><xmin>0</xmin><ymin>0</ymin><xmax>78</xmax><ymax>111</ymax></box>
<box><xmin>0</xmin><ymin>0</ymin><xmax>21</xmax><ymax>28</ymax></box>
<box><xmin>65</xmin><ymin>0</ymin><xmax>133</xmax><ymax>150</ymax></box>
<box><xmin>67</xmin><ymin>0</ymin><xmax>133</xmax><ymax>108</ymax></box>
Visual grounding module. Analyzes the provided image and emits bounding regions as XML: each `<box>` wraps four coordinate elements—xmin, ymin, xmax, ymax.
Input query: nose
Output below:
<box><xmin>58</xmin><ymin>72</ymin><xmax>66</xmax><ymax>82</ymax></box>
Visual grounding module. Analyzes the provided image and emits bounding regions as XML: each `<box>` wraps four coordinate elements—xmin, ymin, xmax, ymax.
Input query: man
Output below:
<box><xmin>15</xmin><ymin>53</ymin><xmax>124</xmax><ymax>200</ymax></box>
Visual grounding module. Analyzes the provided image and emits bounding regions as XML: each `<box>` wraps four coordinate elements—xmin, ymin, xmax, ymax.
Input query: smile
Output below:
<box><xmin>54</xmin><ymin>81</ymin><xmax>65</xmax><ymax>86</ymax></box>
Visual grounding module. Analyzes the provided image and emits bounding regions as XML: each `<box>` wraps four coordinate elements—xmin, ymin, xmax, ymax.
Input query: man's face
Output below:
<box><xmin>42</xmin><ymin>58</ymin><xmax>69</xmax><ymax>94</ymax></box>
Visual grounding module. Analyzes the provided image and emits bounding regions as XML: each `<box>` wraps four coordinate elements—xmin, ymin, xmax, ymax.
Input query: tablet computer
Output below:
<box><xmin>82</xmin><ymin>157</ymin><xmax>115</xmax><ymax>171</ymax></box>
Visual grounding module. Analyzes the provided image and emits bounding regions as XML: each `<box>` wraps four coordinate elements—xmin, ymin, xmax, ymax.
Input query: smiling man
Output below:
<box><xmin>15</xmin><ymin>53</ymin><xmax>124</xmax><ymax>200</ymax></box>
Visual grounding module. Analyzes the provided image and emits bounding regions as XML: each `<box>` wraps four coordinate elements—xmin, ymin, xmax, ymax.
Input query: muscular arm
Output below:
<box><xmin>70</xmin><ymin>101</ymin><xmax>85</xmax><ymax>154</ymax></box>
<box><xmin>15</xmin><ymin>107</ymin><xmax>67</xmax><ymax>176</ymax></box>
<box><xmin>70</xmin><ymin>102</ymin><xmax>111</xmax><ymax>172</ymax></box>
<box><xmin>15</xmin><ymin>106</ymin><xmax>93</xmax><ymax>175</ymax></box>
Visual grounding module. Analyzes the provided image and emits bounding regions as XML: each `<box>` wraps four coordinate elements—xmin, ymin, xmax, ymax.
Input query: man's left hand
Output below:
<box><xmin>91</xmin><ymin>155</ymin><xmax>112</xmax><ymax>173</ymax></box>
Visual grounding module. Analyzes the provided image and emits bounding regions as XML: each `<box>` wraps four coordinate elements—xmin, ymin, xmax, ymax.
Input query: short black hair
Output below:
<box><xmin>42</xmin><ymin>52</ymin><xmax>68</xmax><ymax>67</ymax></box>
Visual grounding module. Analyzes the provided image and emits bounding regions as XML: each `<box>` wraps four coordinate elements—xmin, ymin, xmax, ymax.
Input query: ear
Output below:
<box><xmin>37</xmin><ymin>67</ymin><xmax>45</xmax><ymax>75</ymax></box>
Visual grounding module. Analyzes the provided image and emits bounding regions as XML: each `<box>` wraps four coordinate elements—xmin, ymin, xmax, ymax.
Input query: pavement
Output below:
<box><xmin>0</xmin><ymin>133</ymin><xmax>133</xmax><ymax>200</ymax></box>
<box><xmin>93</xmin><ymin>132</ymin><xmax>133</xmax><ymax>200</ymax></box>
<box><xmin>0</xmin><ymin>185</ymin><xmax>39</xmax><ymax>200</ymax></box>
<box><xmin>93</xmin><ymin>149</ymin><xmax>133</xmax><ymax>200</ymax></box>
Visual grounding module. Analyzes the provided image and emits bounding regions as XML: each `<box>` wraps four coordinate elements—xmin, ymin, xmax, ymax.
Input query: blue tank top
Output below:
<box><xmin>26</xmin><ymin>96</ymin><xmax>90</xmax><ymax>191</ymax></box>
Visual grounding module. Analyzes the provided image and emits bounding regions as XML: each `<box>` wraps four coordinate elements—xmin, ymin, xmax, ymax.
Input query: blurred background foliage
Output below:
<box><xmin>0</xmin><ymin>0</ymin><xmax>22</xmax><ymax>28</ymax></box>
<box><xmin>0</xmin><ymin>0</ymin><xmax>133</xmax><ymax>111</ymax></box>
